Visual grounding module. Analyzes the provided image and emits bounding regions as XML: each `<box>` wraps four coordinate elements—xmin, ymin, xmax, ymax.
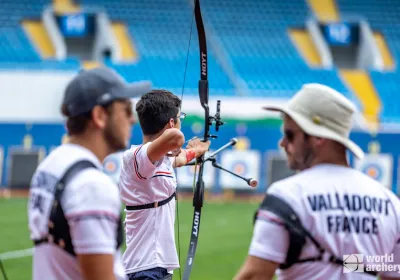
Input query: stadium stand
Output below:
<box><xmin>0</xmin><ymin>0</ymin><xmax>82</xmax><ymax>69</ymax></box>
<box><xmin>78</xmin><ymin>0</ymin><xmax>235</xmax><ymax>94</ymax></box>
<box><xmin>337</xmin><ymin>0</ymin><xmax>400</xmax><ymax>123</ymax></box>
<box><xmin>200</xmin><ymin>0</ymin><xmax>352</xmax><ymax>99</ymax></box>
<box><xmin>0</xmin><ymin>0</ymin><xmax>399</xmax><ymax>123</ymax></box>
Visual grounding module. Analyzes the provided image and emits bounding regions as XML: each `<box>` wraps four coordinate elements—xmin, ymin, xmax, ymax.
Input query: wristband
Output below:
<box><xmin>185</xmin><ymin>149</ymin><xmax>196</xmax><ymax>163</ymax></box>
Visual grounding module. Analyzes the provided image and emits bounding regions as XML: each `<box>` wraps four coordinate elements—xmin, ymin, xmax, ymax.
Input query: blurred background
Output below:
<box><xmin>0</xmin><ymin>0</ymin><xmax>399</xmax><ymax>279</ymax></box>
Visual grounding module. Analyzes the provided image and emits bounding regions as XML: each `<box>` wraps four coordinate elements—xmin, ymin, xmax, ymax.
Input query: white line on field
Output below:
<box><xmin>0</xmin><ymin>248</ymin><xmax>33</xmax><ymax>260</ymax></box>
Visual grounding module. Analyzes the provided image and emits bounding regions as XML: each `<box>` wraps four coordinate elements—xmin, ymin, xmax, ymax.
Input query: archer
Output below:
<box><xmin>119</xmin><ymin>89</ymin><xmax>210</xmax><ymax>280</ymax></box>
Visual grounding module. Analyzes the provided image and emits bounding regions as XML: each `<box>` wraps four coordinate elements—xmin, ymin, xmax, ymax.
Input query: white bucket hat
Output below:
<box><xmin>263</xmin><ymin>83</ymin><xmax>365</xmax><ymax>159</ymax></box>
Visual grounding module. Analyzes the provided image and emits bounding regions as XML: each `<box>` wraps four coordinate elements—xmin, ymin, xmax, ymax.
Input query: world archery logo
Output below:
<box><xmin>343</xmin><ymin>254</ymin><xmax>364</xmax><ymax>273</ymax></box>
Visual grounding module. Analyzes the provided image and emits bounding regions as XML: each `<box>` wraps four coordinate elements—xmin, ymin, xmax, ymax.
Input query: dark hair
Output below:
<box><xmin>135</xmin><ymin>89</ymin><xmax>181</xmax><ymax>135</ymax></box>
<box><xmin>61</xmin><ymin>103</ymin><xmax>114</xmax><ymax>135</ymax></box>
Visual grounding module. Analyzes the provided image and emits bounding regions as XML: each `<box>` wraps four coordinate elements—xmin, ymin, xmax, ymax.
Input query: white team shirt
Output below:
<box><xmin>250</xmin><ymin>163</ymin><xmax>400</xmax><ymax>280</ymax></box>
<box><xmin>28</xmin><ymin>143</ymin><xmax>126</xmax><ymax>280</ymax></box>
<box><xmin>119</xmin><ymin>142</ymin><xmax>179</xmax><ymax>274</ymax></box>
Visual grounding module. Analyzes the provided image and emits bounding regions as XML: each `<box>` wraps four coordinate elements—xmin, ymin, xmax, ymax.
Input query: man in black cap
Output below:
<box><xmin>28</xmin><ymin>67</ymin><xmax>150</xmax><ymax>280</ymax></box>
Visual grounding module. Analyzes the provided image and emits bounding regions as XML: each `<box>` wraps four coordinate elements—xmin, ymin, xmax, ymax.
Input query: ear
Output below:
<box><xmin>162</xmin><ymin>118</ymin><xmax>175</xmax><ymax>131</ymax></box>
<box><xmin>168</xmin><ymin>118</ymin><xmax>175</xmax><ymax>128</ymax></box>
<box><xmin>91</xmin><ymin>106</ymin><xmax>108</xmax><ymax>129</ymax></box>
<box><xmin>312</xmin><ymin>136</ymin><xmax>326</xmax><ymax>148</ymax></box>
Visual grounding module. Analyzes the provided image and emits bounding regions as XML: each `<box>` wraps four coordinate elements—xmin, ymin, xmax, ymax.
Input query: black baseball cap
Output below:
<box><xmin>62</xmin><ymin>67</ymin><xmax>152</xmax><ymax>117</ymax></box>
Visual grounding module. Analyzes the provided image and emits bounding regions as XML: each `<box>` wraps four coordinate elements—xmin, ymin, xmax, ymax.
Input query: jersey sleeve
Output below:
<box><xmin>249</xmin><ymin>210</ymin><xmax>289</xmax><ymax>263</ymax></box>
<box><xmin>248</xmin><ymin>182</ymin><xmax>297</xmax><ymax>263</ymax></box>
<box><xmin>378</xmin><ymin>238</ymin><xmax>400</xmax><ymax>278</ymax></box>
<box><xmin>127</xmin><ymin>143</ymin><xmax>162</xmax><ymax>179</ymax></box>
<box><xmin>62</xmin><ymin>169</ymin><xmax>122</xmax><ymax>255</ymax></box>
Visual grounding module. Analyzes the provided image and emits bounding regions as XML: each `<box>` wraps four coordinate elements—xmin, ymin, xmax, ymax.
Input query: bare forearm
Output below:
<box><xmin>78</xmin><ymin>254</ymin><xmax>116</xmax><ymax>280</ymax></box>
<box><xmin>173</xmin><ymin>150</ymin><xmax>187</xmax><ymax>167</ymax></box>
<box><xmin>235</xmin><ymin>269</ymin><xmax>274</xmax><ymax>280</ymax></box>
<box><xmin>234</xmin><ymin>256</ymin><xmax>278</xmax><ymax>280</ymax></box>
<box><xmin>173</xmin><ymin>148</ymin><xmax>198</xmax><ymax>168</ymax></box>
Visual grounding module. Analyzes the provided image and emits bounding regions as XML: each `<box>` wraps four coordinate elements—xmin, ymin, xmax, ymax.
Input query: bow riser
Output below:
<box><xmin>194</xmin><ymin>165</ymin><xmax>205</xmax><ymax>208</ymax></box>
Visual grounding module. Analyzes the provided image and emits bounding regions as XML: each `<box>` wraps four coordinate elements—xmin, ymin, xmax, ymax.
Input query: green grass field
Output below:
<box><xmin>0</xmin><ymin>197</ymin><xmax>259</xmax><ymax>280</ymax></box>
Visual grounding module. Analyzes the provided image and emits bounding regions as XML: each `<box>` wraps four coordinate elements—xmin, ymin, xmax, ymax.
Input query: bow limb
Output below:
<box><xmin>182</xmin><ymin>1</ymin><xmax>209</xmax><ymax>279</ymax></box>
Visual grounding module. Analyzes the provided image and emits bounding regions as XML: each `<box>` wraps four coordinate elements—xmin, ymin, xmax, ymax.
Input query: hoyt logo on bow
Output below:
<box><xmin>192</xmin><ymin>211</ymin><xmax>200</xmax><ymax>237</ymax></box>
<box><xmin>201</xmin><ymin>52</ymin><xmax>207</xmax><ymax>76</ymax></box>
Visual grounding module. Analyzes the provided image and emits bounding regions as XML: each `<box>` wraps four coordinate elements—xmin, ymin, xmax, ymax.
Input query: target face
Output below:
<box><xmin>103</xmin><ymin>157</ymin><xmax>119</xmax><ymax>175</ymax></box>
<box><xmin>362</xmin><ymin>163</ymin><xmax>382</xmax><ymax>181</ymax></box>
<box><xmin>220</xmin><ymin>150</ymin><xmax>260</xmax><ymax>189</ymax></box>
<box><xmin>231</xmin><ymin>161</ymin><xmax>247</xmax><ymax>175</ymax></box>
<box><xmin>353</xmin><ymin>154</ymin><xmax>393</xmax><ymax>191</ymax></box>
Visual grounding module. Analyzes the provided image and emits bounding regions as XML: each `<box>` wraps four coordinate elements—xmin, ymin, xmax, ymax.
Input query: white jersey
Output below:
<box><xmin>250</xmin><ymin>163</ymin><xmax>400</xmax><ymax>280</ymax></box>
<box><xmin>119</xmin><ymin>142</ymin><xmax>179</xmax><ymax>274</ymax></box>
<box><xmin>28</xmin><ymin>143</ymin><xmax>126</xmax><ymax>280</ymax></box>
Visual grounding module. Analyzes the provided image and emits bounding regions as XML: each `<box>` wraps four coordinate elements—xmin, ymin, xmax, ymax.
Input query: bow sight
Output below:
<box><xmin>206</xmin><ymin>100</ymin><xmax>224</xmax><ymax>139</ymax></box>
<box><xmin>199</xmin><ymin>76</ymin><xmax>224</xmax><ymax>139</ymax></box>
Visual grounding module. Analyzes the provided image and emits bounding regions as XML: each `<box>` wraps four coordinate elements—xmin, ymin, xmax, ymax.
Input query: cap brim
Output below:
<box><xmin>113</xmin><ymin>80</ymin><xmax>152</xmax><ymax>99</ymax></box>
<box><xmin>262</xmin><ymin>105</ymin><xmax>365</xmax><ymax>159</ymax></box>
<box><xmin>262</xmin><ymin>105</ymin><xmax>286</xmax><ymax>113</ymax></box>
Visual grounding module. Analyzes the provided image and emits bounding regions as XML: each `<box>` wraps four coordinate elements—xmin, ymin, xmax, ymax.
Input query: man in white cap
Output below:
<box><xmin>234</xmin><ymin>83</ymin><xmax>400</xmax><ymax>280</ymax></box>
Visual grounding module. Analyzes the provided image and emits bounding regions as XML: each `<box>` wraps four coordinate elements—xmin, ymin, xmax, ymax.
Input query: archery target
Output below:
<box><xmin>231</xmin><ymin>161</ymin><xmax>247</xmax><ymax>175</ymax></box>
<box><xmin>102</xmin><ymin>151</ymin><xmax>124</xmax><ymax>185</ymax></box>
<box><xmin>104</xmin><ymin>157</ymin><xmax>119</xmax><ymax>174</ymax></box>
<box><xmin>353</xmin><ymin>153</ymin><xmax>393</xmax><ymax>190</ymax></box>
<box><xmin>220</xmin><ymin>150</ymin><xmax>260</xmax><ymax>189</ymax></box>
<box><xmin>362</xmin><ymin>163</ymin><xmax>382</xmax><ymax>181</ymax></box>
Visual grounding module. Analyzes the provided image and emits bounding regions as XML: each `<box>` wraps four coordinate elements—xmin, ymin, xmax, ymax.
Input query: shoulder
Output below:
<box><xmin>63</xmin><ymin>168</ymin><xmax>121</xmax><ymax>215</ymax></box>
<box><xmin>265</xmin><ymin>167</ymin><xmax>329</xmax><ymax>213</ymax></box>
<box><xmin>121</xmin><ymin>143</ymin><xmax>163</xmax><ymax>174</ymax></box>
<box><xmin>123</xmin><ymin>143</ymin><xmax>149</xmax><ymax>157</ymax></box>
<box><xmin>266</xmin><ymin>171</ymin><xmax>305</xmax><ymax>198</ymax></box>
<box><xmin>122</xmin><ymin>144</ymin><xmax>150</xmax><ymax>165</ymax></box>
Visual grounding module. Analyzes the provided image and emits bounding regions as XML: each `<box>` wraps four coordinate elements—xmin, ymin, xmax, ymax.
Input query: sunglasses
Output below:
<box><xmin>284</xmin><ymin>129</ymin><xmax>309</xmax><ymax>143</ymax></box>
<box><xmin>101</xmin><ymin>99</ymin><xmax>133</xmax><ymax>117</ymax></box>
<box><xmin>284</xmin><ymin>129</ymin><xmax>295</xmax><ymax>143</ymax></box>
<box><xmin>123</xmin><ymin>102</ymin><xmax>134</xmax><ymax>117</ymax></box>
<box><xmin>174</xmin><ymin>112</ymin><xmax>186</xmax><ymax>123</ymax></box>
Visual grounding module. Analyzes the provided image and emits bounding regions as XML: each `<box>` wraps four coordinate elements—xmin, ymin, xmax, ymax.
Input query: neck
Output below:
<box><xmin>310</xmin><ymin>150</ymin><xmax>349</xmax><ymax>168</ymax></box>
<box><xmin>143</xmin><ymin>131</ymin><xmax>163</xmax><ymax>144</ymax></box>
<box><xmin>68</xmin><ymin>131</ymin><xmax>110</xmax><ymax>163</ymax></box>
<box><xmin>311</xmin><ymin>157</ymin><xmax>349</xmax><ymax>167</ymax></box>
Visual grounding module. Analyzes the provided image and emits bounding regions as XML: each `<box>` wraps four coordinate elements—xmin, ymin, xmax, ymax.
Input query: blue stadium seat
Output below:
<box><xmin>337</xmin><ymin>0</ymin><xmax>400</xmax><ymax>123</ymax></box>
<box><xmin>0</xmin><ymin>1</ymin><xmax>48</xmax><ymax>62</ymax></box>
